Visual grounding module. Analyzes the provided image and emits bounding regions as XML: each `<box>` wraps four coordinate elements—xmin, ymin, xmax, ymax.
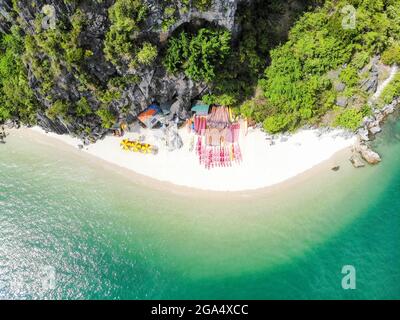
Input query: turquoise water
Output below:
<box><xmin>0</xmin><ymin>117</ymin><xmax>399</xmax><ymax>300</ymax></box>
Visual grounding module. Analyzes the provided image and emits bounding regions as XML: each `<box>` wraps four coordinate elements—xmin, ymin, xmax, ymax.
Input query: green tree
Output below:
<box><xmin>333</xmin><ymin>107</ymin><xmax>364</xmax><ymax>131</ymax></box>
<box><xmin>380</xmin><ymin>72</ymin><xmax>400</xmax><ymax>105</ymax></box>
<box><xmin>164</xmin><ymin>28</ymin><xmax>231</xmax><ymax>83</ymax></box>
<box><xmin>137</xmin><ymin>42</ymin><xmax>158</xmax><ymax>65</ymax></box>
<box><xmin>46</xmin><ymin>100</ymin><xmax>70</xmax><ymax>120</ymax></box>
<box><xmin>96</xmin><ymin>106</ymin><xmax>116</xmax><ymax>129</ymax></box>
<box><xmin>263</xmin><ymin>114</ymin><xmax>292</xmax><ymax>134</ymax></box>
<box><xmin>0</xmin><ymin>26</ymin><xmax>38</xmax><ymax>123</ymax></box>
<box><xmin>382</xmin><ymin>42</ymin><xmax>400</xmax><ymax>65</ymax></box>
<box><xmin>104</xmin><ymin>0</ymin><xmax>148</xmax><ymax>66</ymax></box>
<box><xmin>75</xmin><ymin>97</ymin><xmax>92</xmax><ymax>117</ymax></box>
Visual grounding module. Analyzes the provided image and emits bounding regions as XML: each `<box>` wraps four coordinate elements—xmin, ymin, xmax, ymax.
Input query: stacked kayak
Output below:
<box><xmin>120</xmin><ymin>139</ymin><xmax>158</xmax><ymax>155</ymax></box>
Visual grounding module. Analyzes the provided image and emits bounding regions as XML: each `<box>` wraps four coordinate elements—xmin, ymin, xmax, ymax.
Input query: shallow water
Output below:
<box><xmin>0</xmin><ymin>117</ymin><xmax>399</xmax><ymax>299</ymax></box>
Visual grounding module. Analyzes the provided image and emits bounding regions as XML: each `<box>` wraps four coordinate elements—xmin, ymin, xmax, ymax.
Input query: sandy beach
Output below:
<box><xmin>16</xmin><ymin>125</ymin><xmax>357</xmax><ymax>192</ymax></box>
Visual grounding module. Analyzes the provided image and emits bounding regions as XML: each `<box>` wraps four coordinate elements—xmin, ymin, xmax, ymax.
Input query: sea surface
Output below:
<box><xmin>0</xmin><ymin>116</ymin><xmax>399</xmax><ymax>299</ymax></box>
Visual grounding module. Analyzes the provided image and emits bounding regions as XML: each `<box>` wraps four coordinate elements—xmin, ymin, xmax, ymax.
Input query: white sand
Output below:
<box><xmin>29</xmin><ymin>126</ymin><xmax>356</xmax><ymax>191</ymax></box>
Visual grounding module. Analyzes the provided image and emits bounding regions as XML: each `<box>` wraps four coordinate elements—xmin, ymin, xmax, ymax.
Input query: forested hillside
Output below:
<box><xmin>0</xmin><ymin>0</ymin><xmax>399</xmax><ymax>140</ymax></box>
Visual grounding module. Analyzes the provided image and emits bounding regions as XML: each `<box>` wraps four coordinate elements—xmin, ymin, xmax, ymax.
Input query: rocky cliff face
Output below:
<box><xmin>0</xmin><ymin>0</ymin><xmax>13</xmax><ymax>33</ymax></box>
<box><xmin>0</xmin><ymin>0</ymin><xmax>248</xmax><ymax>140</ymax></box>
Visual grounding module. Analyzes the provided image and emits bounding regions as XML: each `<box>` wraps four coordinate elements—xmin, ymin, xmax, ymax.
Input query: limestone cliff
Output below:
<box><xmin>0</xmin><ymin>0</ymin><xmax>251</xmax><ymax>138</ymax></box>
<box><xmin>0</xmin><ymin>0</ymin><xmax>310</xmax><ymax>142</ymax></box>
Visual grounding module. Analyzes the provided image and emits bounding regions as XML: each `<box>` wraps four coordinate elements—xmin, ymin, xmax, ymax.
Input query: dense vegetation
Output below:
<box><xmin>251</xmin><ymin>0</ymin><xmax>400</xmax><ymax>132</ymax></box>
<box><xmin>0</xmin><ymin>27</ymin><xmax>38</xmax><ymax>124</ymax></box>
<box><xmin>104</xmin><ymin>0</ymin><xmax>153</xmax><ymax>67</ymax></box>
<box><xmin>21</xmin><ymin>4</ymin><xmax>135</xmax><ymax>129</ymax></box>
<box><xmin>0</xmin><ymin>0</ymin><xmax>399</xmax><ymax>135</ymax></box>
<box><xmin>200</xmin><ymin>0</ymin><xmax>278</xmax><ymax>107</ymax></box>
<box><xmin>164</xmin><ymin>28</ymin><xmax>231</xmax><ymax>83</ymax></box>
<box><xmin>380</xmin><ymin>73</ymin><xmax>400</xmax><ymax>106</ymax></box>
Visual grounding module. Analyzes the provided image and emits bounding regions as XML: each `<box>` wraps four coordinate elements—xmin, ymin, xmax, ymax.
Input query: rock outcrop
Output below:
<box><xmin>360</xmin><ymin>56</ymin><xmax>380</xmax><ymax>94</ymax></box>
<box><xmin>351</xmin><ymin>97</ymin><xmax>399</xmax><ymax>167</ymax></box>
<box><xmin>0</xmin><ymin>0</ymin><xmax>247</xmax><ymax>140</ymax></box>
<box><xmin>159</xmin><ymin>0</ymin><xmax>245</xmax><ymax>38</ymax></box>
<box><xmin>357</xmin><ymin>97</ymin><xmax>400</xmax><ymax>141</ymax></box>
<box><xmin>0</xmin><ymin>0</ymin><xmax>13</xmax><ymax>33</ymax></box>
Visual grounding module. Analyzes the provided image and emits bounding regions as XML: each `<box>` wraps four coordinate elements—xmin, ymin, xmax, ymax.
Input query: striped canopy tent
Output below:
<box><xmin>189</xmin><ymin>105</ymin><xmax>243</xmax><ymax>169</ymax></box>
<box><xmin>207</xmin><ymin>106</ymin><xmax>232</xmax><ymax>127</ymax></box>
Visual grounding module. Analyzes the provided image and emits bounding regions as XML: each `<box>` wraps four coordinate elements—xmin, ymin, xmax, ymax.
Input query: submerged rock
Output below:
<box><xmin>349</xmin><ymin>153</ymin><xmax>366</xmax><ymax>168</ymax></box>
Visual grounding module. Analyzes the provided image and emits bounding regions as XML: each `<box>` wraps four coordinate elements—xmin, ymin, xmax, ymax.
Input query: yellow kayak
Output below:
<box><xmin>120</xmin><ymin>139</ymin><xmax>157</xmax><ymax>155</ymax></box>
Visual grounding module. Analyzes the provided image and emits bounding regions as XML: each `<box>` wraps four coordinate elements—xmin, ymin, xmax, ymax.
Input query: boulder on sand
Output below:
<box><xmin>161</xmin><ymin>123</ymin><xmax>183</xmax><ymax>152</ymax></box>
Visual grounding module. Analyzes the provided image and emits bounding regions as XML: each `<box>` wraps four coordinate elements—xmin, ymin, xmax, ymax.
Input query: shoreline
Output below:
<box><xmin>7</xmin><ymin>125</ymin><xmax>356</xmax><ymax>193</ymax></box>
